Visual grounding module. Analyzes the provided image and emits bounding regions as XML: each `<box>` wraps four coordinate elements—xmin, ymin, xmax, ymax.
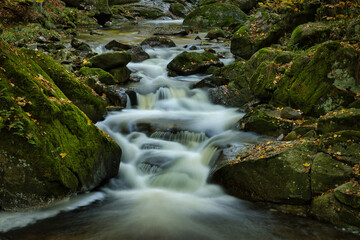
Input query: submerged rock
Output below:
<box><xmin>0</xmin><ymin>42</ymin><xmax>121</xmax><ymax>210</ymax></box>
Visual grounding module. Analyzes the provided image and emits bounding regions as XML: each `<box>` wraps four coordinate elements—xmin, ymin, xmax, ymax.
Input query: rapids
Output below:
<box><xmin>1</xmin><ymin>20</ymin><xmax>359</xmax><ymax>240</ymax></box>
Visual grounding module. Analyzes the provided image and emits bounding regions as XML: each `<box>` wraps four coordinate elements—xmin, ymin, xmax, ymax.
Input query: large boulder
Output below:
<box><xmin>289</xmin><ymin>22</ymin><xmax>331</xmax><ymax>48</ymax></box>
<box><xmin>77</xmin><ymin>67</ymin><xmax>115</xmax><ymax>85</ymax></box>
<box><xmin>105</xmin><ymin>40</ymin><xmax>131</xmax><ymax>51</ymax></box>
<box><xmin>199</xmin><ymin>0</ymin><xmax>257</xmax><ymax>13</ymax></box>
<box><xmin>170</xmin><ymin>3</ymin><xmax>188</xmax><ymax>18</ymax></box>
<box><xmin>0</xmin><ymin>42</ymin><xmax>121</xmax><ymax>210</ymax></box>
<box><xmin>271</xmin><ymin>41</ymin><xmax>359</xmax><ymax>116</ymax></box>
<box><xmin>140</xmin><ymin>36</ymin><xmax>176</xmax><ymax>48</ymax></box>
<box><xmin>317</xmin><ymin>108</ymin><xmax>360</xmax><ymax>134</ymax></box>
<box><xmin>88</xmin><ymin>51</ymin><xmax>131</xmax><ymax>71</ymax></box>
<box><xmin>334</xmin><ymin>181</ymin><xmax>360</xmax><ymax>209</ymax></box>
<box><xmin>167</xmin><ymin>51</ymin><xmax>224</xmax><ymax>76</ymax></box>
<box><xmin>183</xmin><ymin>2</ymin><xmax>247</xmax><ymax>30</ymax></box>
<box><xmin>211</xmin><ymin>141</ymin><xmax>317</xmax><ymax>204</ymax></box>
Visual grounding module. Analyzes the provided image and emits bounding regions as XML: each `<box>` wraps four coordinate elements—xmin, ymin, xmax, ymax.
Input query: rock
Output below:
<box><xmin>311</xmin><ymin>192</ymin><xmax>360</xmax><ymax>230</ymax></box>
<box><xmin>109</xmin><ymin>0</ymin><xmax>140</xmax><ymax>5</ymax></box>
<box><xmin>36</xmin><ymin>36</ymin><xmax>48</xmax><ymax>44</ymax></box>
<box><xmin>199</xmin><ymin>0</ymin><xmax>258</xmax><ymax>13</ymax></box>
<box><xmin>289</xmin><ymin>22</ymin><xmax>331</xmax><ymax>48</ymax></box>
<box><xmin>183</xmin><ymin>2</ymin><xmax>247</xmax><ymax>30</ymax></box>
<box><xmin>129</xmin><ymin>46</ymin><xmax>150</xmax><ymax>62</ymax></box>
<box><xmin>170</xmin><ymin>3</ymin><xmax>188</xmax><ymax>18</ymax></box>
<box><xmin>121</xmin><ymin>5</ymin><xmax>172</xmax><ymax>20</ymax></box>
<box><xmin>311</xmin><ymin>152</ymin><xmax>353</xmax><ymax>195</ymax></box>
<box><xmin>284</xmin><ymin>131</ymin><xmax>298</xmax><ymax>141</ymax></box>
<box><xmin>237</xmin><ymin>105</ymin><xmax>295</xmax><ymax>137</ymax></box>
<box><xmin>167</xmin><ymin>51</ymin><xmax>224</xmax><ymax>76</ymax></box>
<box><xmin>88</xmin><ymin>51</ymin><xmax>131</xmax><ymax>71</ymax></box>
<box><xmin>271</xmin><ymin>41</ymin><xmax>359</xmax><ymax>116</ymax></box>
<box><xmin>153</xmin><ymin>26</ymin><xmax>188</xmax><ymax>36</ymax></box>
<box><xmin>77</xmin><ymin>67</ymin><xmax>115</xmax><ymax>85</ymax></box>
<box><xmin>71</xmin><ymin>38</ymin><xmax>92</xmax><ymax>52</ymax></box>
<box><xmin>211</xmin><ymin>141</ymin><xmax>317</xmax><ymax>204</ymax></box>
<box><xmin>0</xmin><ymin>42</ymin><xmax>121</xmax><ymax>210</ymax></box>
<box><xmin>125</xmin><ymin>89</ymin><xmax>138</xmax><ymax>106</ymax></box>
<box><xmin>109</xmin><ymin>66</ymin><xmax>131</xmax><ymax>84</ymax></box>
<box><xmin>346</xmin><ymin>18</ymin><xmax>360</xmax><ymax>42</ymax></box>
<box><xmin>105</xmin><ymin>40</ymin><xmax>131</xmax><ymax>51</ymax></box>
<box><xmin>335</xmin><ymin>181</ymin><xmax>360</xmax><ymax>209</ymax></box>
<box><xmin>230</xmin><ymin>12</ymin><xmax>283</xmax><ymax>59</ymax></box>
<box><xmin>140</xmin><ymin>36</ymin><xmax>176</xmax><ymax>48</ymax></box>
<box><xmin>317</xmin><ymin>108</ymin><xmax>360</xmax><ymax>134</ymax></box>
<box><xmin>280</xmin><ymin>106</ymin><xmax>302</xmax><ymax>120</ymax></box>
<box><xmin>54</xmin><ymin>49</ymin><xmax>79</xmax><ymax>64</ymax></box>
<box><xmin>205</xmin><ymin>28</ymin><xmax>226</xmax><ymax>40</ymax></box>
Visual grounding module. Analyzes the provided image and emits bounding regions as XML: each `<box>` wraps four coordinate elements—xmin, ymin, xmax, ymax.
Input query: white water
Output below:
<box><xmin>1</xmin><ymin>30</ymin><xmax>359</xmax><ymax>240</ymax></box>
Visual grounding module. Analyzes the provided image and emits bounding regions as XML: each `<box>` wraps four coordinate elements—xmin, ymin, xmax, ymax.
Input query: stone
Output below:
<box><xmin>140</xmin><ymin>36</ymin><xmax>176</xmax><ymax>48</ymax></box>
<box><xmin>77</xmin><ymin>67</ymin><xmax>115</xmax><ymax>85</ymax></box>
<box><xmin>335</xmin><ymin>181</ymin><xmax>360</xmax><ymax>209</ymax></box>
<box><xmin>317</xmin><ymin>108</ymin><xmax>360</xmax><ymax>134</ymax></box>
<box><xmin>289</xmin><ymin>22</ymin><xmax>331</xmax><ymax>48</ymax></box>
<box><xmin>280</xmin><ymin>107</ymin><xmax>302</xmax><ymax>120</ymax></box>
<box><xmin>129</xmin><ymin>46</ymin><xmax>150</xmax><ymax>62</ymax></box>
<box><xmin>205</xmin><ymin>28</ymin><xmax>226</xmax><ymax>40</ymax></box>
<box><xmin>71</xmin><ymin>38</ymin><xmax>92</xmax><ymax>52</ymax></box>
<box><xmin>88</xmin><ymin>51</ymin><xmax>131</xmax><ymax>71</ymax></box>
<box><xmin>167</xmin><ymin>51</ymin><xmax>223</xmax><ymax>76</ymax></box>
<box><xmin>109</xmin><ymin>66</ymin><xmax>131</xmax><ymax>84</ymax></box>
<box><xmin>105</xmin><ymin>40</ymin><xmax>131</xmax><ymax>51</ymax></box>
<box><xmin>170</xmin><ymin>3</ymin><xmax>188</xmax><ymax>18</ymax></box>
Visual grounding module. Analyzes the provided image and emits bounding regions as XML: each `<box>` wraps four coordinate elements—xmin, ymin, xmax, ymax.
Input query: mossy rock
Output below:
<box><xmin>205</xmin><ymin>28</ymin><xmax>226</xmax><ymax>40</ymax></box>
<box><xmin>230</xmin><ymin>11</ymin><xmax>283</xmax><ymax>59</ymax></box>
<box><xmin>271</xmin><ymin>41</ymin><xmax>358</xmax><ymax>116</ymax></box>
<box><xmin>199</xmin><ymin>0</ymin><xmax>257</xmax><ymax>12</ymax></box>
<box><xmin>317</xmin><ymin>108</ymin><xmax>360</xmax><ymax>134</ymax></box>
<box><xmin>122</xmin><ymin>5</ymin><xmax>172</xmax><ymax>20</ymax></box>
<box><xmin>0</xmin><ymin>41</ymin><xmax>121</xmax><ymax>210</ymax></box>
<box><xmin>167</xmin><ymin>51</ymin><xmax>224</xmax><ymax>76</ymax></box>
<box><xmin>183</xmin><ymin>2</ymin><xmax>247</xmax><ymax>30</ymax></box>
<box><xmin>335</xmin><ymin>181</ymin><xmax>360</xmax><ymax>209</ymax></box>
<box><xmin>311</xmin><ymin>152</ymin><xmax>352</xmax><ymax>195</ymax></box>
<box><xmin>78</xmin><ymin>67</ymin><xmax>115</xmax><ymax>85</ymax></box>
<box><xmin>211</xmin><ymin>141</ymin><xmax>317</xmax><ymax>204</ymax></box>
<box><xmin>88</xmin><ymin>51</ymin><xmax>131</xmax><ymax>71</ymax></box>
<box><xmin>170</xmin><ymin>3</ymin><xmax>188</xmax><ymax>18</ymax></box>
<box><xmin>311</xmin><ymin>192</ymin><xmax>360</xmax><ymax>230</ymax></box>
<box><xmin>109</xmin><ymin>66</ymin><xmax>131</xmax><ymax>84</ymax></box>
<box><xmin>24</xmin><ymin>49</ymin><xmax>107</xmax><ymax>122</ymax></box>
<box><xmin>237</xmin><ymin>105</ymin><xmax>295</xmax><ymax>137</ymax></box>
<box><xmin>289</xmin><ymin>22</ymin><xmax>331</xmax><ymax>48</ymax></box>
<box><xmin>109</xmin><ymin>0</ymin><xmax>140</xmax><ymax>5</ymax></box>
<box><xmin>140</xmin><ymin>36</ymin><xmax>176</xmax><ymax>48</ymax></box>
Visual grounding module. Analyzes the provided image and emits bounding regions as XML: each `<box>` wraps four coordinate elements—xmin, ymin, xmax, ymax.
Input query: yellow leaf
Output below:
<box><xmin>60</xmin><ymin>153</ymin><xmax>67</xmax><ymax>158</ymax></box>
<box><xmin>336</xmin><ymin>152</ymin><xmax>342</xmax><ymax>155</ymax></box>
<box><xmin>303</xmin><ymin>162</ymin><xmax>311</xmax><ymax>167</ymax></box>
<box><xmin>87</xmin><ymin>119</ymin><xmax>91</xmax><ymax>126</ymax></box>
<box><xmin>25</xmin><ymin>112</ymin><xmax>32</xmax><ymax>117</ymax></box>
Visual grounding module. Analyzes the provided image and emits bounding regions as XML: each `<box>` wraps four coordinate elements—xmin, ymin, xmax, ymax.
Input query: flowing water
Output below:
<box><xmin>1</xmin><ymin>21</ymin><xmax>360</xmax><ymax>240</ymax></box>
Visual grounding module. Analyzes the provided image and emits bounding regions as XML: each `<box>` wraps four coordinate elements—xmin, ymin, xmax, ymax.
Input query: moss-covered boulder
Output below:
<box><xmin>230</xmin><ymin>11</ymin><xmax>283</xmax><ymax>59</ymax></box>
<box><xmin>88</xmin><ymin>51</ymin><xmax>131</xmax><ymax>71</ymax></box>
<box><xmin>271</xmin><ymin>41</ymin><xmax>358</xmax><ymax>116</ymax></box>
<box><xmin>109</xmin><ymin>66</ymin><xmax>131</xmax><ymax>84</ymax></box>
<box><xmin>183</xmin><ymin>2</ymin><xmax>247</xmax><ymax>30</ymax></box>
<box><xmin>199</xmin><ymin>0</ymin><xmax>257</xmax><ymax>13</ymax></box>
<box><xmin>122</xmin><ymin>5</ymin><xmax>172</xmax><ymax>20</ymax></box>
<box><xmin>211</xmin><ymin>141</ymin><xmax>317</xmax><ymax>204</ymax></box>
<box><xmin>317</xmin><ymin>108</ymin><xmax>360</xmax><ymax>134</ymax></box>
<box><xmin>311</xmin><ymin>192</ymin><xmax>360</xmax><ymax>230</ymax></box>
<box><xmin>78</xmin><ymin>67</ymin><xmax>115</xmax><ymax>85</ymax></box>
<box><xmin>311</xmin><ymin>153</ymin><xmax>353</xmax><ymax>195</ymax></box>
<box><xmin>129</xmin><ymin>46</ymin><xmax>150</xmax><ymax>62</ymax></box>
<box><xmin>167</xmin><ymin>51</ymin><xmax>224</xmax><ymax>76</ymax></box>
<box><xmin>289</xmin><ymin>22</ymin><xmax>331</xmax><ymax>48</ymax></box>
<box><xmin>170</xmin><ymin>3</ymin><xmax>188</xmax><ymax>18</ymax></box>
<box><xmin>237</xmin><ymin>105</ymin><xmax>296</xmax><ymax>137</ymax></box>
<box><xmin>0</xmin><ymin>42</ymin><xmax>121</xmax><ymax>210</ymax></box>
<box><xmin>205</xmin><ymin>28</ymin><xmax>226</xmax><ymax>40</ymax></box>
<box><xmin>335</xmin><ymin>181</ymin><xmax>360</xmax><ymax>209</ymax></box>
<box><xmin>105</xmin><ymin>40</ymin><xmax>131</xmax><ymax>51</ymax></box>
<box><xmin>71</xmin><ymin>38</ymin><xmax>92</xmax><ymax>52</ymax></box>
<box><xmin>140</xmin><ymin>36</ymin><xmax>176</xmax><ymax>48</ymax></box>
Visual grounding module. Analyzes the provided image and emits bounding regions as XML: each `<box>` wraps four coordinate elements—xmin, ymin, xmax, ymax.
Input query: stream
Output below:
<box><xmin>1</xmin><ymin>20</ymin><xmax>360</xmax><ymax>240</ymax></box>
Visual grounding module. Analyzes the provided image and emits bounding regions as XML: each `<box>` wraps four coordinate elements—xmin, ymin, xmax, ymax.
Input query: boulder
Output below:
<box><xmin>129</xmin><ymin>45</ymin><xmax>150</xmax><ymax>62</ymax></box>
<box><xmin>205</xmin><ymin>28</ymin><xmax>226</xmax><ymax>40</ymax></box>
<box><xmin>170</xmin><ymin>3</ymin><xmax>188</xmax><ymax>18</ymax></box>
<box><xmin>280</xmin><ymin>106</ymin><xmax>302</xmax><ymax>120</ymax></box>
<box><xmin>140</xmin><ymin>36</ymin><xmax>176</xmax><ymax>48</ymax></box>
<box><xmin>121</xmin><ymin>5</ymin><xmax>172</xmax><ymax>20</ymax></box>
<box><xmin>211</xmin><ymin>141</ymin><xmax>317</xmax><ymax>204</ymax></box>
<box><xmin>289</xmin><ymin>22</ymin><xmax>331</xmax><ymax>48</ymax></box>
<box><xmin>271</xmin><ymin>41</ymin><xmax>359</xmax><ymax>116</ymax></box>
<box><xmin>183</xmin><ymin>2</ymin><xmax>247</xmax><ymax>30</ymax></box>
<box><xmin>88</xmin><ymin>51</ymin><xmax>131</xmax><ymax>71</ymax></box>
<box><xmin>77</xmin><ymin>67</ymin><xmax>115</xmax><ymax>85</ymax></box>
<box><xmin>311</xmin><ymin>153</ymin><xmax>352</xmax><ymax>195</ymax></box>
<box><xmin>105</xmin><ymin>40</ymin><xmax>131</xmax><ymax>51</ymax></box>
<box><xmin>109</xmin><ymin>66</ymin><xmax>131</xmax><ymax>84</ymax></box>
<box><xmin>199</xmin><ymin>0</ymin><xmax>258</xmax><ymax>13</ymax></box>
<box><xmin>0</xmin><ymin>42</ymin><xmax>121</xmax><ymax>210</ymax></box>
<box><xmin>317</xmin><ymin>108</ymin><xmax>360</xmax><ymax>134</ymax></box>
<box><xmin>335</xmin><ymin>181</ymin><xmax>360</xmax><ymax>209</ymax></box>
<box><xmin>167</xmin><ymin>51</ymin><xmax>224</xmax><ymax>76</ymax></box>
<box><xmin>71</xmin><ymin>38</ymin><xmax>92</xmax><ymax>52</ymax></box>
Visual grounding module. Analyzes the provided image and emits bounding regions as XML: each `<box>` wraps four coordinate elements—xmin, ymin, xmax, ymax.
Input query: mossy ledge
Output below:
<box><xmin>0</xmin><ymin>41</ymin><xmax>121</xmax><ymax>210</ymax></box>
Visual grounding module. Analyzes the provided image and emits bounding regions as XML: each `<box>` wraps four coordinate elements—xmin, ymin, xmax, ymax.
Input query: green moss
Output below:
<box><xmin>78</xmin><ymin>67</ymin><xmax>115</xmax><ymax>85</ymax></box>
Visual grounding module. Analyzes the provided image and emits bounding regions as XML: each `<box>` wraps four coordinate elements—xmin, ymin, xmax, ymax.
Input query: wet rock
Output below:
<box><xmin>335</xmin><ymin>181</ymin><xmax>360</xmax><ymax>209</ymax></box>
<box><xmin>290</xmin><ymin>22</ymin><xmax>331</xmax><ymax>48</ymax></box>
<box><xmin>109</xmin><ymin>66</ymin><xmax>131</xmax><ymax>84</ymax></box>
<box><xmin>71</xmin><ymin>38</ymin><xmax>92</xmax><ymax>52</ymax></box>
<box><xmin>311</xmin><ymin>153</ymin><xmax>353</xmax><ymax>195</ymax></box>
<box><xmin>205</xmin><ymin>28</ymin><xmax>226</xmax><ymax>40</ymax></box>
<box><xmin>129</xmin><ymin>46</ymin><xmax>150</xmax><ymax>62</ymax></box>
<box><xmin>280</xmin><ymin>106</ymin><xmax>302</xmax><ymax>120</ymax></box>
<box><xmin>211</xmin><ymin>141</ymin><xmax>316</xmax><ymax>204</ymax></box>
<box><xmin>140</xmin><ymin>36</ymin><xmax>176</xmax><ymax>48</ymax></box>
<box><xmin>237</xmin><ymin>105</ymin><xmax>295</xmax><ymax>137</ymax></box>
<box><xmin>77</xmin><ymin>67</ymin><xmax>115</xmax><ymax>85</ymax></box>
<box><xmin>125</xmin><ymin>89</ymin><xmax>138</xmax><ymax>106</ymax></box>
<box><xmin>153</xmin><ymin>26</ymin><xmax>188</xmax><ymax>36</ymax></box>
<box><xmin>105</xmin><ymin>40</ymin><xmax>131</xmax><ymax>51</ymax></box>
<box><xmin>311</xmin><ymin>192</ymin><xmax>360</xmax><ymax>230</ymax></box>
<box><xmin>170</xmin><ymin>3</ymin><xmax>188</xmax><ymax>18</ymax></box>
<box><xmin>0</xmin><ymin>42</ymin><xmax>120</xmax><ymax>210</ymax></box>
<box><xmin>183</xmin><ymin>2</ymin><xmax>247</xmax><ymax>30</ymax></box>
<box><xmin>317</xmin><ymin>108</ymin><xmax>360</xmax><ymax>134</ymax></box>
<box><xmin>88</xmin><ymin>51</ymin><xmax>131</xmax><ymax>70</ymax></box>
<box><xmin>121</xmin><ymin>5</ymin><xmax>172</xmax><ymax>20</ymax></box>
<box><xmin>167</xmin><ymin>51</ymin><xmax>223</xmax><ymax>76</ymax></box>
